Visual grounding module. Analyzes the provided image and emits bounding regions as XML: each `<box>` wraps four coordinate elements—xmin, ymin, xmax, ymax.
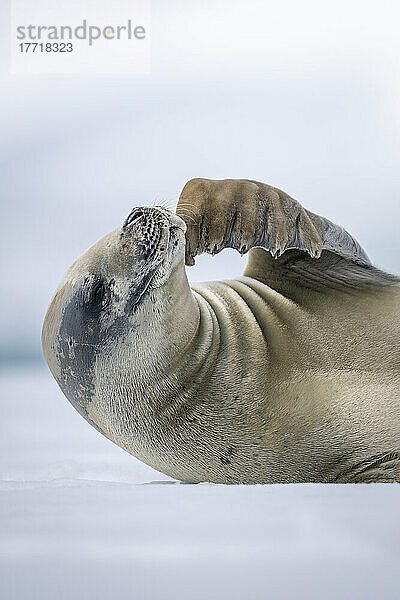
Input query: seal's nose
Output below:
<box><xmin>123</xmin><ymin>207</ymin><xmax>145</xmax><ymax>229</ymax></box>
<box><xmin>123</xmin><ymin>206</ymin><xmax>187</xmax><ymax>235</ymax></box>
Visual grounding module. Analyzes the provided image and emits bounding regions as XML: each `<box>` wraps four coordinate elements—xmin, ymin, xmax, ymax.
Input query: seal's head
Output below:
<box><xmin>42</xmin><ymin>206</ymin><xmax>195</xmax><ymax>433</ymax></box>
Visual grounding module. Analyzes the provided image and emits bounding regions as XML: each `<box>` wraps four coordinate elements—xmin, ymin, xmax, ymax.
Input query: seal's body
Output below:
<box><xmin>42</xmin><ymin>179</ymin><xmax>400</xmax><ymax>483</ymax></box>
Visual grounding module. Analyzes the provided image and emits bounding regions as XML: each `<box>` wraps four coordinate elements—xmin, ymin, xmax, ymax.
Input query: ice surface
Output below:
<box><xmin>1</xmin><ymin>366</ymin><xmax>399</xmax><ymax>600</ymax></box>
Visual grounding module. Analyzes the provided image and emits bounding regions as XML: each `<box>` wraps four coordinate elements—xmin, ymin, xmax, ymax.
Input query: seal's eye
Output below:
<box><xmin>88</xmin><ymin>280</ymin><xmax>108</xmax><ymax>311</ymax></box>
<box><xmin>93</xmin><ymin>282</ymin><xmax>105</xmax><ymax>303</ymax></box>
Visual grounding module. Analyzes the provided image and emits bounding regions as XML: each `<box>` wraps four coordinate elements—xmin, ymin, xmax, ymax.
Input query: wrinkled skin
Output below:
<box><xmin>42</xmin><ymin>179</ymin><xmax>400</xmax><ymax>483</ymax></box>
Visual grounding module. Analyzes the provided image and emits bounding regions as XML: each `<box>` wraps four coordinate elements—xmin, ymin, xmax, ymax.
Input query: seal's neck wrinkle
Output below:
<box><xmin>149</xmin><ymin>292</ymin><xmax>220</xmax><ymax>418</ymax></box>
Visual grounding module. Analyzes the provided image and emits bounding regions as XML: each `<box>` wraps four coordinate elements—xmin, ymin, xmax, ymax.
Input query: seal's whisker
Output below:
<box><xmin>177</xmin><ymin>207</ymin><xmax>199</xmax><ymax>216</ymax></box>
<box><xmin>177</xmin><ymin>205</ymin><xmax>199</xmax><ymax>215</ymax></box>
<box><xmin>162</xmin><ymin>198</ymin><xmax>175</xmax><ymax>210</ymax></box>
<box><xmin>176</xmin><ymin>210</ymin><xmax>199</xmax><ymax>224</ymax></box>
<box><xmin>152</xmin><ymin>197</ymin><xmax>175</xmax><ymax>211</ymax></box>
<box><xmin>179</xmin><ymin>216</ymin><xmax>198</xmax><ymax>225</ymax></box>
<box><xmin>176</xmin><ymin>205</ymin><xmax>200</xmax><ymax>219</ymax></box>
<box><xmin>177</xmin><ymin>201</ymin><xmax>200</xmax><ymax>214</ymax></box>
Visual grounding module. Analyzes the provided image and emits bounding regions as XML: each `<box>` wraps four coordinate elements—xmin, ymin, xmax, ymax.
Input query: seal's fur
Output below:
<box><xmin>42</xmin><ymin>179</ymin><xmax>400</xmax><ymax>483</ymax></box>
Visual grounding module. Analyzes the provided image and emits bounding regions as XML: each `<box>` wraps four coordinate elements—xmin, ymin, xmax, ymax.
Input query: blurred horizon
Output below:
<box><xmin>1</xmin><ymin>0</ymin><xmax>400</xmax><ymax>365</ymax></box>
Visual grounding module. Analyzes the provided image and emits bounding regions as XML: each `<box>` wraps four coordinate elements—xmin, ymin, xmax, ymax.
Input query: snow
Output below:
<box><xmin>1</xmin><ymin>366</ymin><xmax>399</xmax><ymax>599</ymax></box>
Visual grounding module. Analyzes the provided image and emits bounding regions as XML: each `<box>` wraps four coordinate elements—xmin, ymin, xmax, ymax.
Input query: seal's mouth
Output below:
<box><xmin>124</xmin><ymin>265</ymin><xmax>159</xmax><ymax>314</ymax></box>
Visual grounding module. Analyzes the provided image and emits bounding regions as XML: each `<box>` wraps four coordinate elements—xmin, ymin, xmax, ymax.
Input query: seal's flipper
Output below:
<box><xmin>244</xmin><ymin>247</ymin><xmax>399</xmax><ymax>293</ymax></box>
<box><xmin>176</xmin><ymin>178</ymin><xmax>399</xmax><ymax>291</ymax></box>
<box><xmin>243</xmin><ymin>200</ymin><xmax>399</xmax><ymax>291</ymax></box>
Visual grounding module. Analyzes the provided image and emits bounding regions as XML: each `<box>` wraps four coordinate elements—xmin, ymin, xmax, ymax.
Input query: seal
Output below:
<box><xmin>42</xmin><ymin>178</ymin><xmax>400</xmax><ymax>483</ymax></box>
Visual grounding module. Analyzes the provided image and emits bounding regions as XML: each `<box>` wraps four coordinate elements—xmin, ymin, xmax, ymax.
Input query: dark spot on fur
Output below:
<box><xmin>58</xmin><ymin>277</ymin><xmax>107</xmax><ymax>431</ymax></box>
<box><xmin>220</xmin><ymin>456</ymin><xmax>231</xmax><ymax>465</ymax></box>
<box><xmin>58</xmin><ymin>276</ymin><xmax>135</xmax><ymax>434</ymax></box>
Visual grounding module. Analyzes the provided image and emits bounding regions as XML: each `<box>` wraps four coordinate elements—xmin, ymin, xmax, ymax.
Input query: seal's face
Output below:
<box><xmin>42</xmin><ymin>207</ymin><xmax>187</xmax><ymax>431</ymax></box>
